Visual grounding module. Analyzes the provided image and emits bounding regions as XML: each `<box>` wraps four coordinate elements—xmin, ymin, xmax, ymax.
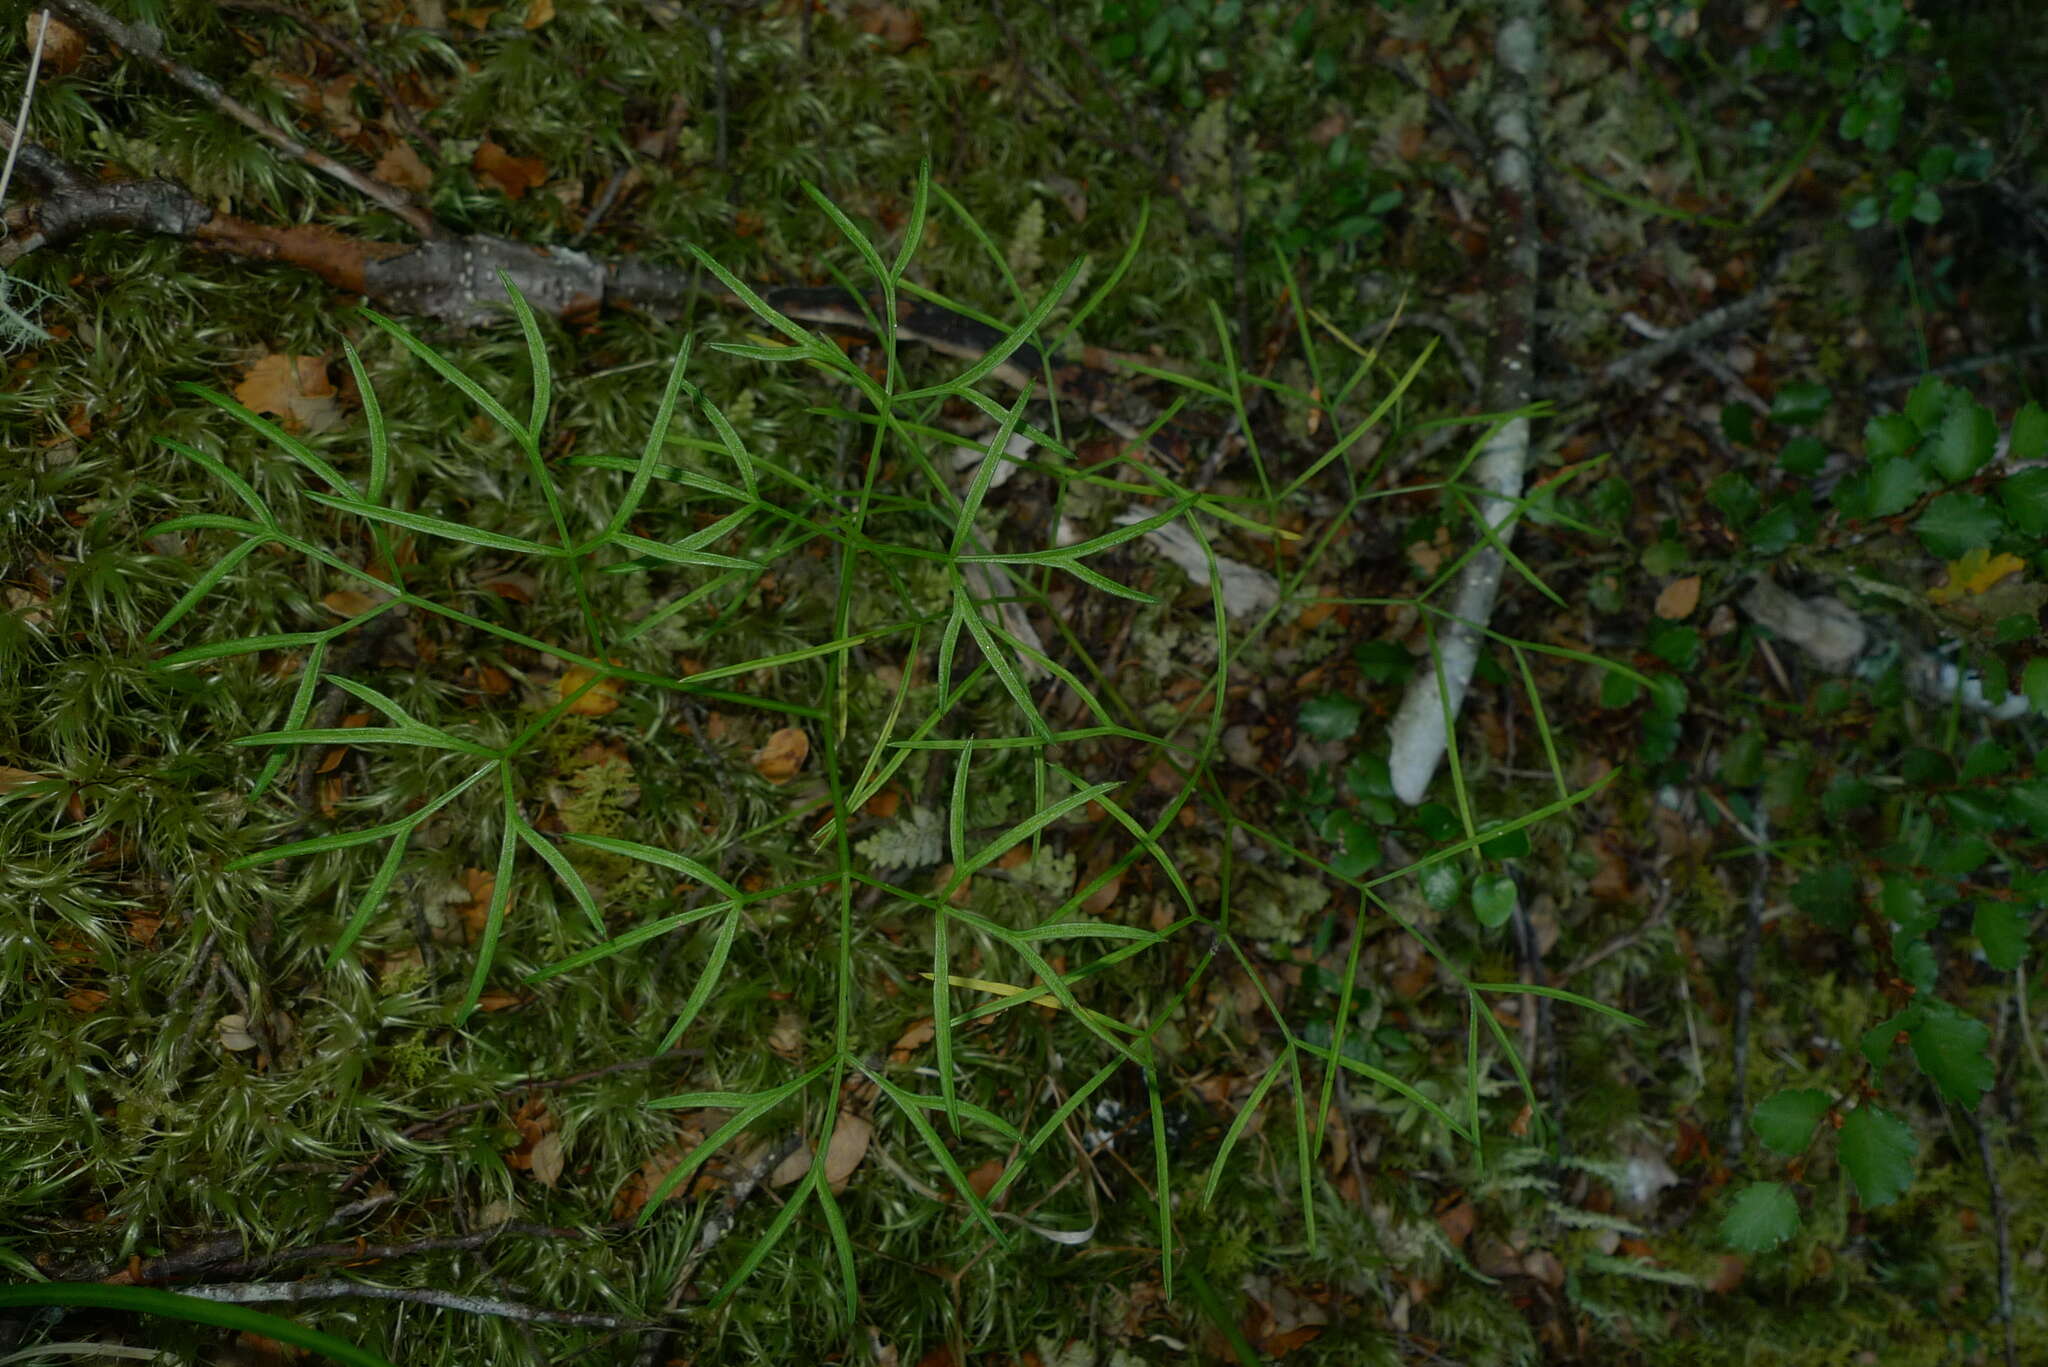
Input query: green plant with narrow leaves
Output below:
<box><xmin>133</xmin><ymin>165</ymin><xmax>1636</xmax><ymax>1350</ymax></box>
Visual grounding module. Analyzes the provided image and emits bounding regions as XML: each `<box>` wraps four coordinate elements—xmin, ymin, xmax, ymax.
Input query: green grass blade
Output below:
<box><xmin>455</xmin><ymin>770</ymin><xmax>521</xmax><ymax>1020</ymax></box>
<box><xmin>0</xmin><ymin>1284</ymin><xmax>395</xmax><ymax>1367</ymax></box>
<box><xmin>658</xmin><ymin>906</ymin><xmax>744</xmax><ymax>1050</ymax></box>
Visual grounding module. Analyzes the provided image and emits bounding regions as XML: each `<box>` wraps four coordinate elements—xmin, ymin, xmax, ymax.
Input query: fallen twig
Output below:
<box><xmin>633</xmin><ymin>1129</ymin><xmax>806</xmax><ymax>1367</ymax></box>
<box><xmin>1384</xmin><ymin>0</ymin><xmax>1544</xmax><ymax>806</ymax></box>
<box><xmin>1962</xmin><ymin>1099</ymin><xmax>2018</xmax><ymax>1367</ymax></box>
<box><xmin>216</xmin><ymin>0</ymin><xmax>443</xmax><ymax>157</ymax></box>
<box><xmin>1546</xmin><ymin>288</ymin><xmax>1776</xmax><ymax>407</ymax></box>
<box><xmin>1725</xmin><ymin>807</ymin><xmax>1768</xmax><ymax>1161</ymax></box>
<box><xmin>46</xmin><ymin>0</ymin><xmax>437</xmax><ymax>236</ymax></box>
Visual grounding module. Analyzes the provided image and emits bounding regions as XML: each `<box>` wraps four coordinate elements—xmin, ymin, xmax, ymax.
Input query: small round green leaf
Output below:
<box><xmin>1930</xmin><ymin>401</ymin><xmax>1997</xmax><ymax>482</ymax></box>
<box><xmin>1864</xmin><ymin>412</ymin><xmax>1920</xmax><ymax>461</ymax></box>
<box><xmin>1752</xmin><ymin>1088</ymin><xmax>1831</xmax><ymax>1157</ymax></box>
<box><xmin>1865</xmin><ymin>458</ymin><xmax>1929</xmax><ymax>518</ymax></box>
<box><xmin>2025</xmin><ymin>659</ymin><xmax>2048</xmax><ymax>717</ymax></box>
<box><xmin>1906</xmin><ymin>1001</ymin><xmax>1995</xmax><ymax>1105</ymax></box>
<box><xmin>1471</xmin><ymin>872</ymin><xmax>1517</xmax><ymax>928</ymax></box>
<box><xmin>1839</xmin><ymin>1105</ymin><xmax>1917</xmax><ymax>1208</ymax></box>
<box><xmin>2010</xmin><ymin>401</ymin><xmax>2048</xmax><ymax>462</ymax></box>
<box><xmin>1914</xmin><ymin>491</ymin><xmax>2004</xmax><ymax>558</ymax></box>
<box><xmin>1420</xmin><ymin>861</ymin><xmax>1463</xmax><ymax>912</ymax></box>
<box><xmin>1771</xmin><ymin>381</ymin><xmax>1832</xmax><ymax>426</ymax></box>
<box><xmin>1973</xmin><ymin>902</ymin><xmax>2028</xmax><ymax>972</ymax></box>
<box><xmin>1721</xmin><ymin>1181</ymin><xmax>1801</xmax><ymax>1253</ymax></box>
<box><xmin>2005</xmin><ymin>469</ymin><xmax>2048</xmax><ymax>537</ymax></box>
<box><xmin>1299</xmin><ymin>694</ymin><xmax>1362</xmax><ymax>743</ymax></box>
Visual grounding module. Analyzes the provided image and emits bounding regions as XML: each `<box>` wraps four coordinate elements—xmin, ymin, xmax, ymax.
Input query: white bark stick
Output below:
<box><xmin>1387</xmin><ymin>2</ymin><xmax>1543</xmax><ymax>806</ymax></box>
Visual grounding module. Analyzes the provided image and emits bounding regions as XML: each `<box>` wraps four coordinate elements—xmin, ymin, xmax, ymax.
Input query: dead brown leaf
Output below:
<box><xmin>769</xmin><ymin>1139</ymin><xmax>813</xmax><ymax>1188</ymax></box>
<box><xmin>506</xmin><ymin>1096</ymin><xmax>556</xmax><ymax>1174</ymax></box>
<box><xmin>852</xmin><ymin>2</ymin><xmax>923</xmax><ymax>51</ymax></box>
<box><xmin>67</xmin><ymin>988</ymin><xmax>110</xmax><ymax>1014</ymax></box>
<box><xmin>28</xmin><ymin>13</ymin><xmax>87</xmax><ymax>73</ymax></box>
<box><xmin>888</xmin><ymin>1016</ymin><xmax>935</xmax><ymax>1063</ymax></box>
<box><xmin>527</xmin><ymin>1131</ymin><xmax>565</xmax><ymax>1187</ymax></box>
<box><xmin>1435</xmin><ymin>1199</ymin><xmax>1477</xmax><ymax>1249</ymax></box>
<box><xmin>751</xmin><ymin>727</ymin><xmax>809</xmax><ymax>784</ymax></box>
<box><xmin>558</xmin><ymin>661</ymin><xmax>624</xmax><ymax>716</ymax></box>
<box><xmin>1654</xmin><ymin>575</ymin><xmax>1702</xmax><ymax>620</ymax></box>
<box><xmin>612</xmin><ymin>1119</ymin><xmax>712</xmax><ymax>1219</ymax></box>
<box><xmin>321</xmin><ymin>588</ymin><xmax>389</xmax><ymax>618</ymax></box>
<box><xmin>374</xmin><ymin>139</ymin><xmax>434</xmax><ymax>193</ymax></box>
<box><xmin>767</xmin><ymin>1010</ymin><xmax>805</xmax><ymax>1061</ymax></box>
<box><xmin>824</xmin><ymin>1112</ymin><xmax>872</xmax><ymax>1191</ymax></box>
<box><xmin>234</xmin><ymin>354</ymin><xmax>340</xmax><ymax>435</ymax></box>
<box><xmin>474</xmin><ymin>138</ymin><xmax>547</xmax><ymax>199</ymax></box>
<box><xmin>964</xmin><ymin>1158</ymin><xmax>1005</xmax><ymax>1199</ymax></box>
<box><xmin>457</xmin><ymin>867</ymin><xmax>497</xmax><ymax>942</ymax></box>
<box><xmin>522</xmin><ymin>0</ymin><xmax>555</xmax><ymax>26</ymax></box>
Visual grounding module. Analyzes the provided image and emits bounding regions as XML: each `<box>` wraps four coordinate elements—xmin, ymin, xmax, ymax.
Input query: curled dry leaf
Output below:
<box><xmin>751</xmin><ymin>727</ymin><xmax>810</xmax><ymax>784</ymax></box>
<box><xmin>217</xmin><ymin>1014</ymin><xmax>259</xmax><ymax>1050</ymax></box>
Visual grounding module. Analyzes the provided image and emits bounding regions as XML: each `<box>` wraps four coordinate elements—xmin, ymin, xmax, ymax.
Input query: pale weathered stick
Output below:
<box><xmin>1386</xmin><ymin>0</ymin><xmax>1544</xmax><ymax>806</ymax></box>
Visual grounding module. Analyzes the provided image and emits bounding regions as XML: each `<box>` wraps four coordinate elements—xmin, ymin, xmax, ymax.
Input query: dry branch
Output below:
<box><xmin>1384</xmin><ymin>0</ymin><xmax>1544</xmax><ymax>806</ymax></box>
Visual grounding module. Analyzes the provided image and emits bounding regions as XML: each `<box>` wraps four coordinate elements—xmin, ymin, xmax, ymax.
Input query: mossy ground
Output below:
<box><xmin>2</xmin><ymin>2</ymin><xmax>2045</xmax><ymax>1364</ymax></box>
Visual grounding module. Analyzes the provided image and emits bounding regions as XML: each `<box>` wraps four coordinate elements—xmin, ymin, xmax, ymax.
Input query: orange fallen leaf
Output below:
<box><xmin>964</xmin><ymin>1158</ymin><xmax>1005</xmax><ymax>1199</ymax></box>
<box><xmin>234</xmin><ymin>354</ymin><xmax>340</xmax><ymax>434</ymax></box>
<box><xmin>67</xmin><ymin>988</ymin><xmax>110</xmax><ymax>1014</ymax></box>
<box><xmin>321</xmin><ymin>588</ymin><xmax>389</xmax><ymax>618</ymax></box>
<box><xmin>1435</xmin><ymin>1199</ymin><xmax>1477</xmax><ymax>1249</ymax></box>
<box><xmin>888</xmin><ymin>1016</ymin><xmax>935</xmax><ymax>1063</ymax></box>
<box><xmin>558</xmin><ymin>661</ymin><xmax>624</xmax><ymax>716</ymax></box>
<box><xmin>27</xmin><ymin>13</ymin><xmax>86</xmax><ymax>75</ymax></box>
<box><xmin>751</xmin><ymin>727</ymin><xmax>809</xmax><ymax>784</ymax></box>
<box><xmin>852</xmin><ymin>1</ymin><xmax>923</xmax><ymax>51</ymax></box>
<box><xmin>1654</xmin><ymin>575</ymin><xmax>1701</xmax><ymax>620</ymax></box>
<box><xmin>522</xmin><ymin>0</ymin><xmax>555</xmax><ymax>26</ymax></box>
<box><xmin>457</xmin><ymin>867</ymin><xmax>498</xmax><ymax>942</ymax></box>
<box><xmin>374</xmin><ymin>139</ymin><xmax>434</xmax><ymax>193</ymax></box>
<box><xmin>474</xmin><ymin>138</ymin><xmax>547</xmax><ymax>199</ymax></box>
